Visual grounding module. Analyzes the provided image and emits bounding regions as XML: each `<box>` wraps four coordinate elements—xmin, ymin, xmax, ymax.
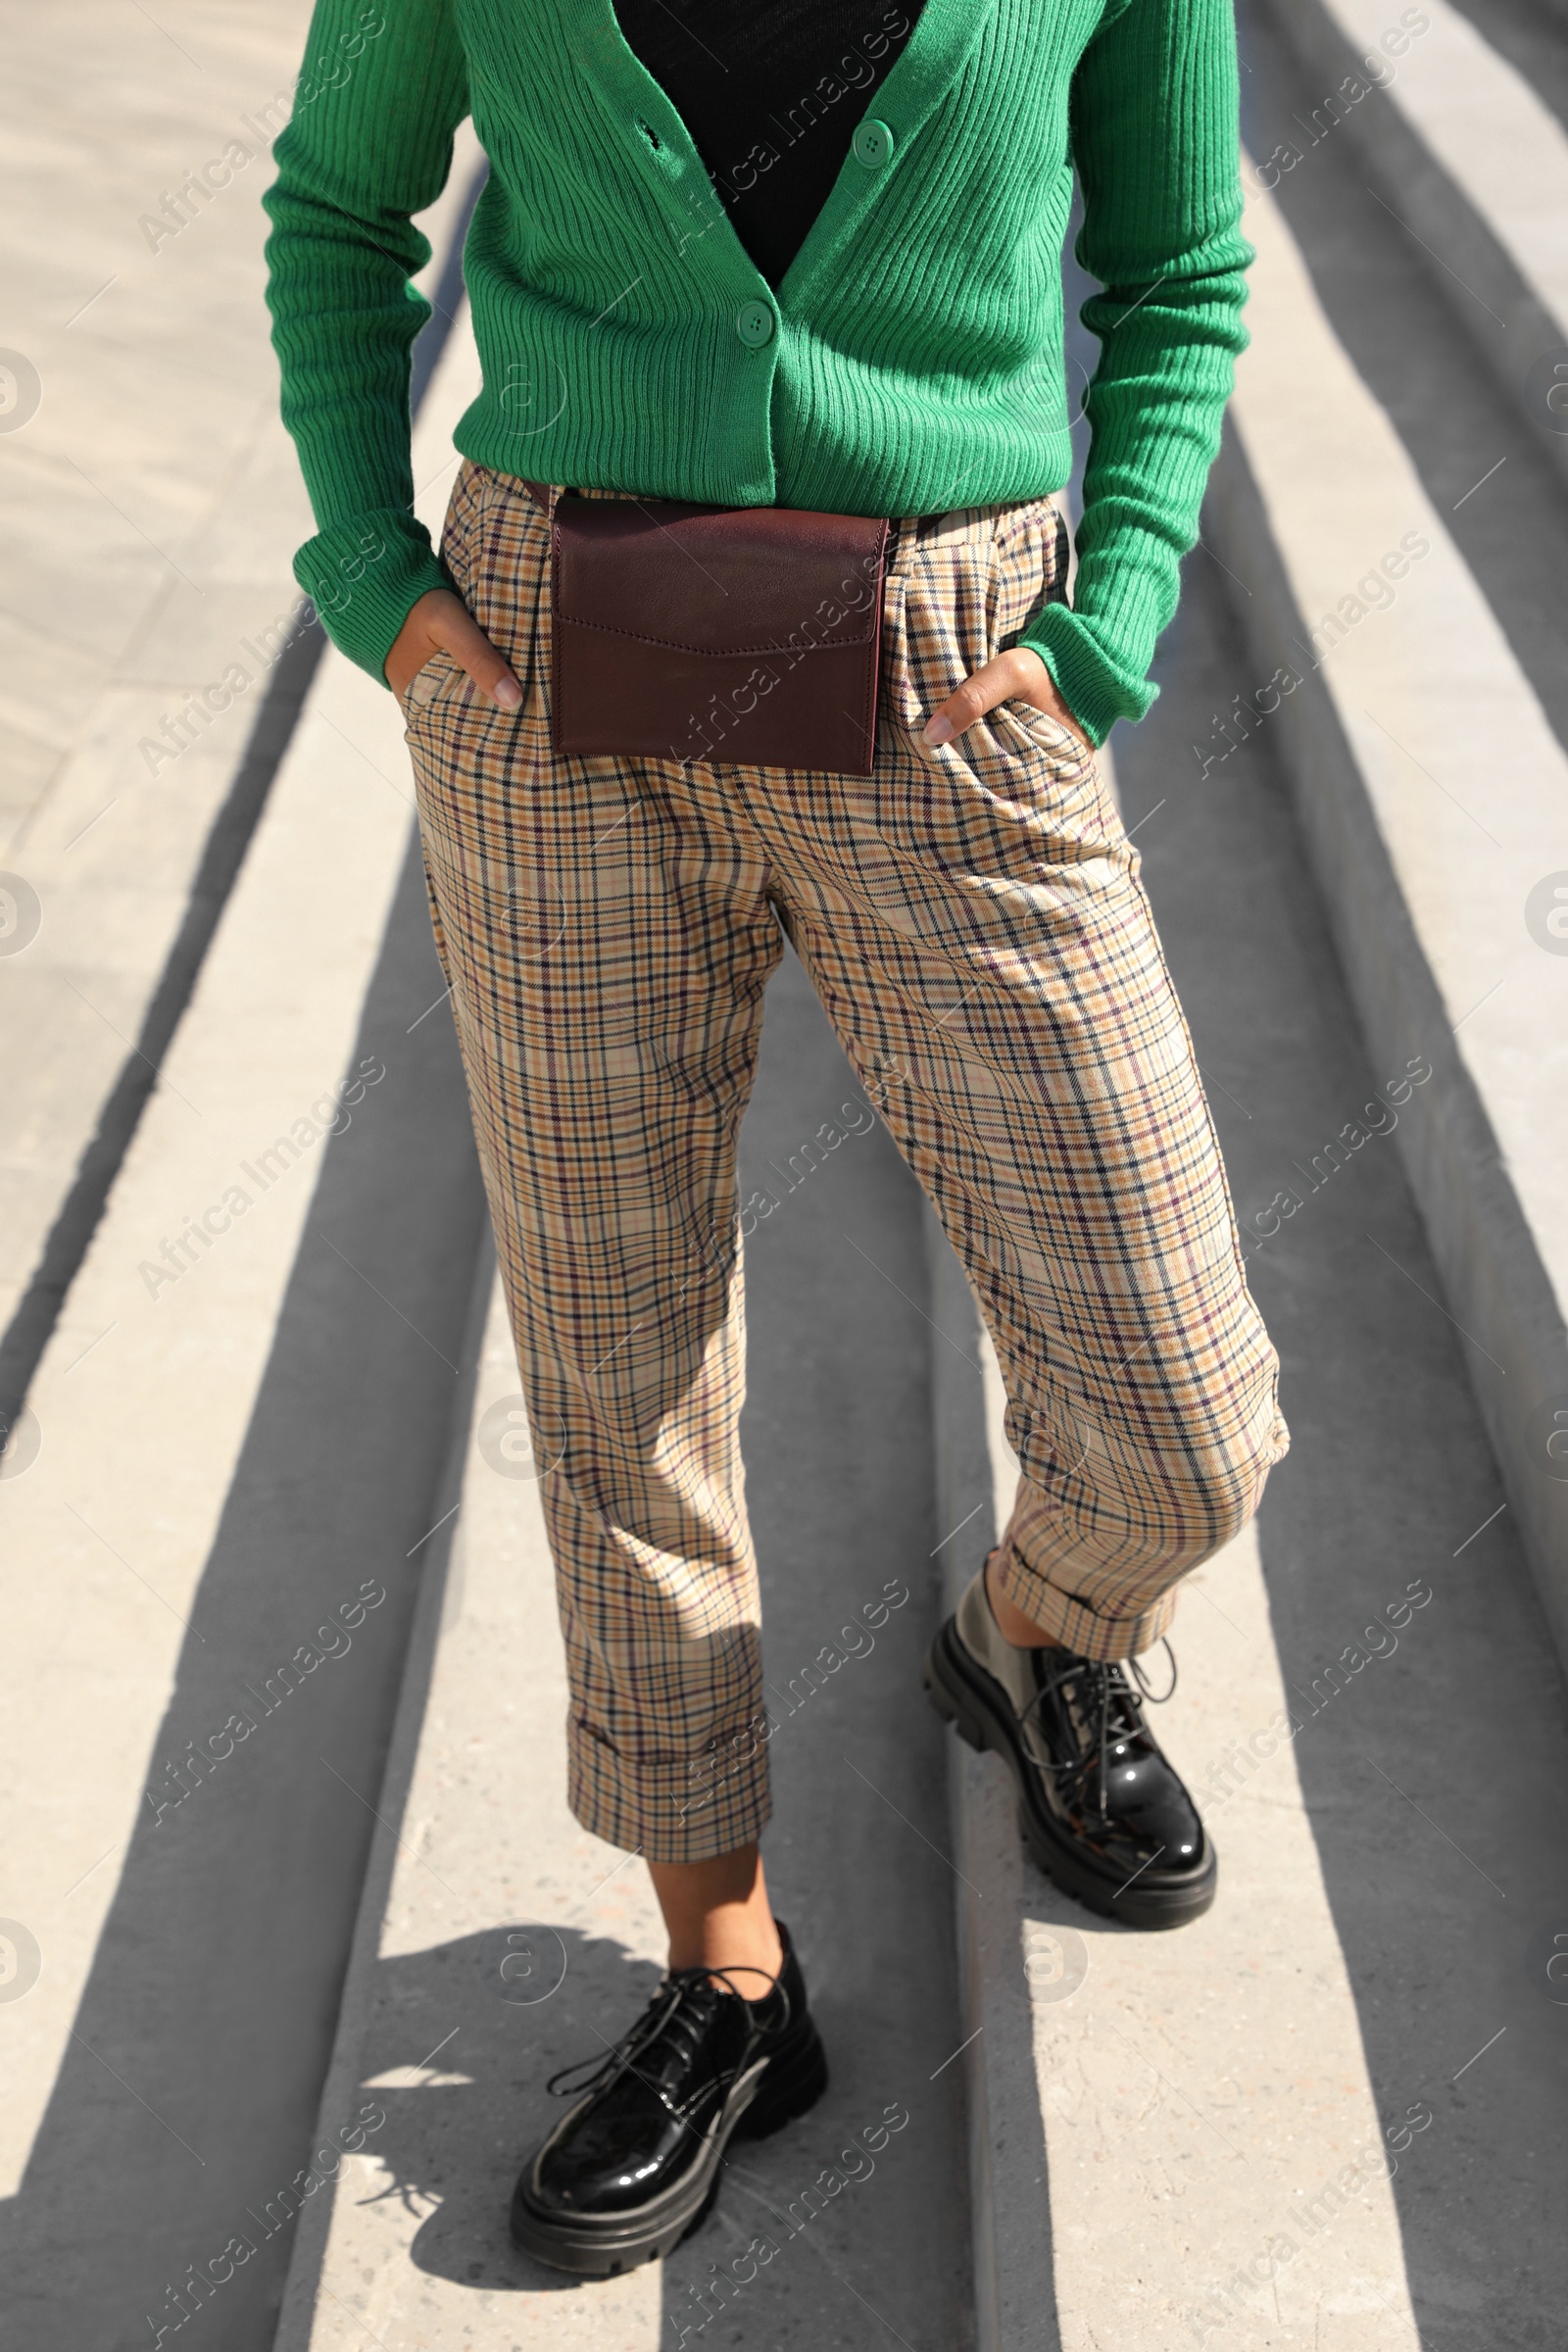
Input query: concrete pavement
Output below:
<box><xmin>0</xmin><ymin>0</ymin><xmax>316</xmax><ymax>830</ymax></box>
<box><xmin>1215</xmin><ymin>0</ymin><xmax>1568</xmax><ymax>1667</ymax></box>
<box><xmin>0</xmin><ymin>0</ymin><xmax>483</xmax><ymax>1424</ymax></box>
<box><xmin>0</xmin><ymin>198</ymin><xmax>491</xmax><ymax>2347</ymax></box>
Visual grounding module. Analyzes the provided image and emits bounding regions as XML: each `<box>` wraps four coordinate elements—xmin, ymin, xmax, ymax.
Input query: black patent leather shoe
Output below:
<box><xmin>509</xmin><ymin>1915</ymin><xmax>827</xmax><ymax>2276</ymax></box>
<box><xmin>924</xmin><ymin>1565</ymin><xmax>1215</xmax><ymax>1928</ymax></box>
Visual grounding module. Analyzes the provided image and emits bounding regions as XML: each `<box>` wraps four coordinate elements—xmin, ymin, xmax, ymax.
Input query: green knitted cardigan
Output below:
<box><xmin>264</xmin><ymin>0</ymin><xmax>1251</xmax><ymax>745</ymax></box>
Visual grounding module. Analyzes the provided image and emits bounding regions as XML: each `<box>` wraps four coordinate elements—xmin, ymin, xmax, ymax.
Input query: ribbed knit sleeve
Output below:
<box><xmin>263</xmin><ymin>0</ymin><xmax>470</xmax><ymax>683</ymax></box>
<box><xmin>1016</xmin><ymin>0</ymin><xmax>1252</xmax><ymax>746</ymax></box>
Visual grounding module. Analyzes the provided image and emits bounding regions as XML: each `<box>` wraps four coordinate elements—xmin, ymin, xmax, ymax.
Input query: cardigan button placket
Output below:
<box><xmin>734</xmin><ymin>300</ymin><xmax>775</xmax><ymax>348</ymax></box>
<box><xmin>852</xmin><ymin>118</ymin><xmax>896</xmax><ymax>170</ymax></box>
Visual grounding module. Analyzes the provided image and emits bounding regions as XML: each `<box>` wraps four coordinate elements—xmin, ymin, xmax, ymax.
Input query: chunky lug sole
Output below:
<box><xmin>922</xmin><ymin>1616</ymin><xmax>1216</xmax><ymax>1930</ymax></box>
<box><xmin>510</xmin><ymin>2005</ymin><xmax>828</xmax><ymax>2277</ymax></box>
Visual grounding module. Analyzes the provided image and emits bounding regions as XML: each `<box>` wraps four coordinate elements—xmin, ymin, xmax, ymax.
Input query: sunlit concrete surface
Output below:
<box><xmin>0</xmin><ymin>0</ymin><xmax>482</xmax><ymax>1404</ymax></box>
<box><xmin>1308</xmin><ymin>0</ymin><xmax>1568</xmax><ymax>343</ymax></box>
<box><xmin>0</xmin><ymin>647</ymin><xmax>414</xmax><ymax>2196</ymax></box>
<box><xmin>0</xmin><ymin>239</ymin><xmax>489</xmax><ymax>2346</ymax></box>
<box><xmin>0</xmin><ymin>0</ymin><xmax>316</xmax><ymax>831</ymax></box>
<box><xmin>1208</xmin><ymin>1</ymin><xmax>1568</xmax><ymax>1642</ymax></box>
<box><xmin>1222</xmin><ymin>146</ymin><xmax>1568</xmax><ymax>1618</ymax></box>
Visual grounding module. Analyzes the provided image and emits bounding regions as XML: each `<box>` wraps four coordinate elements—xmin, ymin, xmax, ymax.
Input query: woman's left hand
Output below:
<box><xmin>922</xmin><ymin>645</ymin><xmax>1093</xmax><ymax>756</ymax></box>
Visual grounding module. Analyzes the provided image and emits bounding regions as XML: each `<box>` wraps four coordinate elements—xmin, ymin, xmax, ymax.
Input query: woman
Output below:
<box><xmin>265</xmin><ymin>0</ymin><xmax>1287</xmax><ymax>2278</ymax></box>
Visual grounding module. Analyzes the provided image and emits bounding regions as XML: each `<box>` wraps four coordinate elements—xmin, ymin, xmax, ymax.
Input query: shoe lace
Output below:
<box><xmin>1022</xmin><ymin>1641</ymin><xmax>1177</xmax><ymax>1828</ymax></box>
<box><xmin>546</xmin><ymin>1961</ymin><xmax>790</xmax><ymax>2127</ymax></box>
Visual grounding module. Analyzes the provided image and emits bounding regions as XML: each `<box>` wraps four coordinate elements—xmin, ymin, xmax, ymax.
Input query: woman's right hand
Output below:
<box><xmin>385</xmin><ymin>587</ymin><xmax>522</xmax><ymax>710</ymax></box>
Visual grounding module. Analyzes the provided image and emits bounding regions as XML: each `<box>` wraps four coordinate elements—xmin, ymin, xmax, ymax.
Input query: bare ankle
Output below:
<box><xmin>984</xmin><ymin>1548</ymin><xmax>1062</xmax><ymax>1649</ymax></box>
<box><xmin>647</xmin><ymin>1842</ymin><xmax>785</xmax><ymax>1999</ymax></box>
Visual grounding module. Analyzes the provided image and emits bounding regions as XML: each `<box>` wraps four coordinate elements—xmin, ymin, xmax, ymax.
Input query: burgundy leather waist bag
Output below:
<box><xmin>520</xmin><ymin>479</ymin><xmax>890</xmax><ymax>775</ymax></box>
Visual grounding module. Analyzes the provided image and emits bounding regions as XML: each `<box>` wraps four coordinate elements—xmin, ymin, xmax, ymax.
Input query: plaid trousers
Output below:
<box><xmin>404</xmin><ymin>462</ymin><xmax>1289</xmax><ymax>1864</ymax></box>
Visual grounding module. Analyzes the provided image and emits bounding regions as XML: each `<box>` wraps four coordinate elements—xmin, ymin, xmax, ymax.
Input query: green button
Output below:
<box><xmin>735</xmin><ymin>300</ymin><xmax>775</xmax><ymax>349</ymax></box>
<box><xmin>853</xmin><ymin>119</ymin><xmax>895</xmax><ymax>170</ymax></box>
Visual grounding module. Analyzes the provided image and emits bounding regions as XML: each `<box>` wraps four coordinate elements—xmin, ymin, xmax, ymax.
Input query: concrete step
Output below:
<box><xmin>0</xmin><ymin>73</ymin><xmax>482</xmax><ymax>1426</ymax></box>
<box><xmin>1250</xmin><ymin>0</ymin><xmax>1568</xmax><ymax>485</ymax></box>
<box><xmin>0</xmin><ymin>0</ymin><xmax>317</xmax><ymax>833</ymax></box>
<box><xmin>1201</xmin><ymin>18</ymin><xmax>1568</xmax><ymax>1658</ymax></box>
<box><xmin>0</xmin><ymin>293</ymin><xmax>491</xmax><ymax>2347</ymax></box>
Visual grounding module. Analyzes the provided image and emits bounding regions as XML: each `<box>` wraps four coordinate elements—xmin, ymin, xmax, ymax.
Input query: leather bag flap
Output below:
<box><xmin>552</xmin><ymin>499</ymin><xmax>889</xmax><ymax>658</ymax></box>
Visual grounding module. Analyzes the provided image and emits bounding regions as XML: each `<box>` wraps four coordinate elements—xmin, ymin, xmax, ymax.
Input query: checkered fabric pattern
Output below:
<box><xmin>404</xmin><ymin>462</ymin><xmax>1289</xmax><ymax>1865</ymax></box>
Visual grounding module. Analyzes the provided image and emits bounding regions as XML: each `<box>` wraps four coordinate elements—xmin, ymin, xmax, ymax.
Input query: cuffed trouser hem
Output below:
<box><xmin>990</xmin><ymin>1541</ymin><xmax>1183</xmax><ymax>1662</ymax></box>
<box><xmin>990</xmin><ymin>1385</ymin><xmax>1290</xmax><ymax>1664</ymax></box>
<box><xmin>566</xmin><ymin>1716</ymin><xmax>773</xmax><ymax>1867</ymax></box>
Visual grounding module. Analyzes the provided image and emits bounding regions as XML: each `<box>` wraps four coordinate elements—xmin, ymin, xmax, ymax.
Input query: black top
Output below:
<box><xmin>612</xmin><ymin>0</ymin><xmax>926</xmax><ymax>287</ymax></box>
